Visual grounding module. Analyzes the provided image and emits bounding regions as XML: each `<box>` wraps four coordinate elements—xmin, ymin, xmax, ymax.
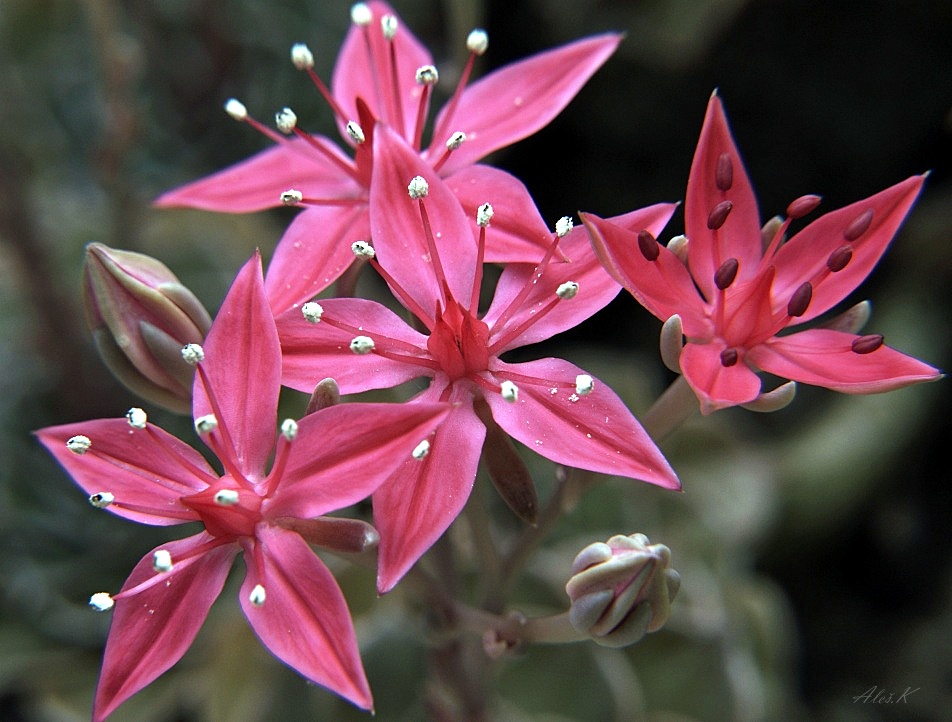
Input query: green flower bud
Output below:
<box><xmin>565</xmin><ymin>533</ymin><xmax>679</xmax><ymax>648</ymax></box>
<box><xmin>83</xmin><ymin>243</ymin><xmax>212</xmax><ymax>413</ymax></box>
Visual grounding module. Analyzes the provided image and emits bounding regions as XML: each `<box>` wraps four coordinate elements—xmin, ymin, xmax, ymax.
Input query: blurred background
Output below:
<box><xmin>1</xmin><ymin>0</ymin><xmax>949</xmax><ymax>720</ymax></box>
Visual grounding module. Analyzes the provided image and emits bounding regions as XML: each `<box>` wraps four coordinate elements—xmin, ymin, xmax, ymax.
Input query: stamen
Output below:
<box><xmin>275</xmin><ymin>107</ymin><xmax>298</xmax><ymax>134</ymax></box>
<box><xmin>182</xmin><ymin>343</ymin><xmax>205</xmax><ymax>365</ymax></box>
<box><xmin>350</xmin><ymin>3</ymin><xmax>372</xmax><ymax>26</ymax></box>
<box><xmin>555</xmin><ymin>216</ymin><xmax>574</xmax><ymax>237</ymax></box>
<box><xmin>290</xmin><ymin>43</ymin><xmax>314</xmax><ymax>70</ymax></box>
<box><xmin>280</xmin><ymin>419</ymin><xmax>298</xmax><ymax>441</ymax></box>
<box><xmin>720</xmin><ymin>347</ymin><xmax>739</xmax><ymax>367</ymax></box>
<box><xmin>826</xmin><ymin>244</ymin><xmax>853</xmax><ymax>272</ymax></box>
<box><xmin>301</xmin><ymin>302</ymin><xmax>324</xmax><ymax>323</ymax></box>
<box><xmin>350</xmin><ymin>336</ymin><xmax>375</xmax><ymax>354</ymax></box>
<box><xmin>707</xmin><ymin>201</ymin><xmax>733</xmax><ymax>230</ymax></box>
<box><xmin>467</xmin><ymin>29</ymin><xmax>489</xmax><ymax>55</ymax></box>
<box><xmin>786</xmin><ymin>194</ymin><xmax>822</xmax><ymax>219</ymax></box>
<box><xmin>352</xmin><ymin>240</ymin><xmax>376</xmax><ymax>259</ymax></box>
<box><xmin>408</xmin><ymin>175</ymin><xmax>429</xmax><ymax>199</ymax></box>
<box><xmin>415</xmin><ymin>65</ymin><xmax>439</xmax><ymax>85</ymax></box>
<box><xmin>715</xmin><ymin>153</ymin><xmax>733</xmax><ymax>191</ymax></box>
<box><xmin>224</xmin><ymin>99</ymin><xmax>286</xmax><ymax>144</ymax></box>
<box><xmin>346</xmin><ymin>121</ymin><xmax>366</xmax><ymax>144</ymax></box>
<box><xmin>249</xmin><ymin>584</ymin><xmax>267</xmax><ymax>607</ymax></box>
<box><xmin>152</xmin><ymin>549</ymin><xmax>173</xmax><ymax>573</ymax></box>
<box><xmin>637</xmin><ymin>229</ymin><xmax>660</xmax><ymax>262</ymax></box>
<box><xmin>89</xmin><ymin>492</ymin><xmax>114</xmax><ymax>508</ymax></box>
<box><xmin>556</xmin><ymin>281</ymin><xmax>579</xmax><ymax>299</ymax></box>
<box><xmin>224</xmin><ymin>98</ymin><xmax>248</xmax><ymax>121</ymax></box>
<box><xmin>126</xmin><ymin>407</ymin><xmax>147</xmax><ymax>429</ymax></box>
<box><xmin>412</xmin><ymin>439</ymin><xmax>430</xmax><ymax>460</ymax></box>
<box><xmin>851</xmin><ymin>334</ymin><xmax>884</xmax><ymax>354</ymax></box>
<box><xmin>381</xmin><ymin>14</ymin><xmax>398</xmax><ymax>40</ymax></box>
<box><xmin>67</xmin><ymin>435</ymin><xmax>92</xmax><ymax>454</ymax></box>
<box><xmin>89</xmin><ymin>592</ymin><xmax>114</xmax><ymax>612</ymax></box>
<box><xmin>195</xmin><ymin>414</ymin><xmax>218</xmax><ymax>435</ymax></box>
<box><xmin>575</xmin><ymin>374</ymin><xmax>595</xmax><ymax>396</ymax></box>
<box><xmin>447</xmin><ymin>131</ymin><xmax>467</xmax><ymax>150</ymax></box>
<box><xmin>667</xmin><ymin>234</ymin><xmax>689</xmax><ymax>264</ymax></box>
<box><xmin>476</xmin><ymin>202</ymin><xmax>494</xmax><ymax>227</ymax></box>
<box><xmin>843</xmin><ymin>209</ymin><xmax>874</xmax><ymax>241</ymax></box>
<box><xmin>281</xmin><ymin>189</ymin><xmax>303</xmax><ymax>205</ymax></box>
<box><xmin>500</xmin><ymin>380</ymin><xmax>519</xmax><ymax>403</ymax></box>
<box><xmin>714</xmin><ymin>258</ymin><xmax>739</xmax><ymax>290</ymax></box>
<box><xmin>787</xmin><ymin>282</ymin><xmax>813</xmax><ymax>317</ymax></box>
<box><xmin>214</xmin><ymin>489</ymin><xmax>240</xmax><ymax>506</ymax></box>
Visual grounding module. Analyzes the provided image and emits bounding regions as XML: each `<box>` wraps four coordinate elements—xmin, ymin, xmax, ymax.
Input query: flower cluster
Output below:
<box><xmin>37</xmin><ymin>2</ymin><xmax>941</xmax><ymax>719</ymax></box>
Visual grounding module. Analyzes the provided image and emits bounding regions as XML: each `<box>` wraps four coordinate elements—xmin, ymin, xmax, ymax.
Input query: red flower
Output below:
<box><xmin>155</xmin><ymin>1</ymin><xmax>621</xmax><ymax>313</ymax></box>
<box><xmin>276</xmin><ymin>125</ymin><xmax>680</xmax><ymax>593</ymax></box>
<box><xmin>584</xmin><ymin>93</ymin><xmax>941</xmax><ymax>414</ymax></box>
<box><xmin>36</xmin><ymin>253</ymin><xmax>449</xmax><ymax>719</ymax></box>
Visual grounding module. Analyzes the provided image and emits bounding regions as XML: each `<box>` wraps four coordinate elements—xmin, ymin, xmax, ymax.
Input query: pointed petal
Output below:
<box><xmin>240</xmin><ymin>526</ymin><xmax>372</xmax><ymax>709</ymax></box>
<box><xmin>747</xmin><ymin>328</ymin><xmax>942</xmax><ymax>393</ymax></box>
<box><xmin>332</xmin><ymin>1</ymin><xmax>432</xmax><ymax>141</ymax></box>
<box><xmin>684</xmin><ymin>93</ymin><xmax>763</xmax><ymax>300</ymax></box>
<box><xmin>771</xmin><ymin>175</ymin><xmax>925</xmax><ymax>321</ymax></box>
<box><xmin>374</xmin><ymin>385</ymin><xmax>485</xmax><ymax>593</ymax></box>
<box><xmin>154</xmin><ymin>140</ymin><xmax>361</xmax><ymax>213</ymax></box>
<box><xmin>722</xmin><ymin>265</ymin><xmax>782</xmax><ymax>347</ymax></box>
<box><xmin>264</xmin><ymin>205</ymin><xmax>368</xmax><ymax>315</ymax></box>
<box><xmin>266</xmin><ymin>399</ymin><xmax>452</xmax><ymax>519</ymax></box>
<box><xmin>431</xmin><ymin>34</ymin><xmax>622</xmax><ymax>173</ymax></box>
<box><xmin>276</xmin><ymin>297</ymin><xmax>429</xmax><ymax>395</ymax></box>
<box><xmin>484</xmin><ymin>358</ymin><xmax>679</xmax><ymax>488</ymax></box>
<box><xmin>193</xmin><ymin>253</ymin><xmax>279</xmax><ymax>481</ymax></box>
<box><xmin>93</xmin><ymin>534</ymin><xmax>236</xmax><ymax>721</ymax></box>
<box><xmin>679</xmin><ymin>341</ymin><xmax>762</xmax><ymax>414</ymax></box>
<box><xmin>581</xmin><ymin>209</ymin><xmax>711</xmax><ymax>337</ymax></box>
<box><xmin>35</xmin><ymin>418</ymin><xmax>211</xmax><ymax>526</ymax></box>
<box><xmin>371</xmin><ymin>124</ymin><xmax>476</xmax><ymax>307</ymax></box>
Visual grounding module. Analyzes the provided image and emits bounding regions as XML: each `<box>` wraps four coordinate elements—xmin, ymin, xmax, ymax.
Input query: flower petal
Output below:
<box><xmin>240</xmin><ymin>526</ymin><xmax>372</xmax><ymax>709</ymax></box>
<box><xmin>93</xmin><ymin>534</ymin><xmax>236</xmax><ymax>721</ymax></box>
<box><xmin>430</xmin><ymin>34</ymin><xmax>622</xmax><ymax>173</ymax></box>
<box><xmin>679</xmin><ymin>341</ymin><xmax>763</xmax><ymax>414</ymax></box>
<box><xmin>747</xmin><ymin>328</ymin><xmax>942</xmax><ymax>393</ymax></box>
<box><xmin>484</xmin><ymin>358</ymin><xmax>680</xmax><ymax>489</ymax></box>
<box><xmin>35</xmin><ymin>418</ymin><xmax>212</xmax><ymax>525</ymax></box>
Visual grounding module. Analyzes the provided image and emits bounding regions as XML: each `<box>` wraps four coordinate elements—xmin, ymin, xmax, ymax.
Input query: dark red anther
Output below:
<box><xmin>637</xmin><ymin>229</ymin><xmax>660</xmax><ymax>262</ymax></box>
<box><xmin>714</xmin><ymin>257</ymin><xmax>739</xmax><ymax>290</ymax></box>
<box><xmin>843</xmin><ymin>208</ymin><xmax>874</xmax><ymax>241</ymax></box>
<box><xmin>715</xmin><ymin>153</ymin><xmax>733</xmax><ymax>191</ymax></box>
<box><xmin>826</xmin><ymin>244</ymin><xmax>853</xmax><ymax>272</ymax></box>
<box><xmin>786</xmin><ymin>194</ymin><xmax>822</xmax><ymax>219</ymax></box>
<box><xmin>707</xmin><ymin>200</ymin><xmax>733</xmax><ymax>230</ymax></box>
<box><xmin>851</xmin><ymin>334</ymin><xmax>884</xmax><ymax>354</ymax></box>
<box><xmin>787</xmin><ymin>282</ymin><xmax>813</xmax><ymax>317</ymax></box>
<box><xmin>719</xmin><ymin>347</ymin><xmax>739</xmax><ymax>367</ymax></box>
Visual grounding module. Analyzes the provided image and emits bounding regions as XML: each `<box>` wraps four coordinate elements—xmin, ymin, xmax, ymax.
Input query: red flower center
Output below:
<box><xmin>181</xmin><ymin>479</ymin><xmax>263</xmax><ymax>539</ymax></box>
<box><xmin>426</xmin><ymin>299</ymin><xmax>490</xmax><ymax>381</ymax></box>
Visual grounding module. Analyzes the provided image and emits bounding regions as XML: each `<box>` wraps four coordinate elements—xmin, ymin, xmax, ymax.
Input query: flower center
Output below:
<box><xmin>426</xmin><ymin>299</ymin><xmax>490</xmax><ymax>381</ymax></box>
<box><xmin>181</xmin><ymin>479</ymin><xmax>263</xmax><ymax>539</ymax></box>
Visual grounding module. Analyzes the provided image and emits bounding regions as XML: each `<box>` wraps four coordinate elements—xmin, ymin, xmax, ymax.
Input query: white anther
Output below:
<box><xmin>412</xmin><ymin>439</ymin><xmax>430</xmax><ymax>460</ymax></box>
<box><xmin>575</xmin><ymin>374</ymin><xmax>595</xmax><ymax>396</ymax></box>
<box><xmin>281</xmin><ymin>418</ymin><xmax>298</xmax><ymax>441</ymax></box>
<box><xmin>224</xmin><ymin>98</ymin><xmax>248</xmax><ymax>121</ymax></box>
<box><xmin>152</xmin><ymin>549</ymin><xmax>173</xmax><ymax>573</ymax></box>
<box><xmin>126</xmin><ymin>407</ymin><xmax>147</xmax><ymax>429</ymax></box>
<box><xmin>214</xmin><ymin>489</ymin><xmax>240</xmax><ymax>506</ymax></box>
<box><xmin>500</xmin><ymin>380</ymin><xmax>519</xmax><ymax>403</ymax></box>
<box><xmin>301</xmin><ymin>301</ymin><xmax>324</xmax><ymax>323</ymax></box>
<box><xmin>477</xmin><ymin>203</ymin><xmax>494</xmax><ymax>227</ymax></box>
<box><xmin>467</xmin><ymin>29</ymin><xmax>489</xmax><ymax>55</ymax></box>
<box><xmin>66</xmin><ymin>435</ymin><xmax>92</xmax><ymax>454</ymax></box>
<box><xmin>195</xmin><ymin>414</ymin><xmax>218</xmax><ymax>435</ymax></box>
<box><xmin>291</xmin><ymin>43</ymin><xmax>314</xmax><ymax>70</ymax></box>
<box><xmin>556</xmin><ymin>281</ymin><xmax>579</xmax><ymax>299</ymax></box>
<box><xmin>667</xmin><ymin>234</ymin><xmax>689</xmax><ymax>264</ymax></box>
<box><xmin>89</xmin><ymin>592</ymin><xmax>114</xmax><ymax>612</ymax></box>
<box><xmin>249</xmin><ymin>584</ymin><xmax>267</xmax><ymax>607</ymax></box>
<box><xmin>345</xmin><ymin>120</ymin><xmax>365</xmax><ymax>144</ymax></box>
<box><xmin>350</xmin><ymin>336</ymin><xmax>375</xmax><ymax>355</ymax></box>
<box><xmin>181</xmin><ymin>343</ymin><xmax>204</xmax><ymax>365</ymax></box>
<box><xmin>381</xmin><ymin>15</ymin><xmax>398</xmax><ymax>40</ymax></box>
<box><xmin>352</xmin><ymin>240</ymin><xmax>376</xmax><ymax>259</ymax></box>
<box><xmin>88</xmin><ymin>492</ymin><xmax>114</xmax><ymax>509</ymax></box>
<box><xmin>408</xmin><ymin>176</ymin><xmax>429</xmax><ymax>199</ymax></box>
<box><xmin>281</xmin><ymin>189</ymin><xmax>303</xmax><ymax>205</ymax></box>
<box><xmin>350</xmin><ymin>3</ymin><xmax>372</xmax><ymax>26</ymax></box>
<box><xmin>416</xmin><ymin>65</ymin><xmax>439</xmax><ymax>85</ymax></box>
<box><xmin>275</xmin><ymin>107</ymin><xmax>298</xmax><ymax>134</ymax></box>
<box><xmin>555</xmin><ymin>216</ymin><xmax>574</xmax><ymax>237</ymax></box>
<box><xmin>446</xmin><ymin>131</ymin><xmax>466</xmax><ymax>150</ymax></box>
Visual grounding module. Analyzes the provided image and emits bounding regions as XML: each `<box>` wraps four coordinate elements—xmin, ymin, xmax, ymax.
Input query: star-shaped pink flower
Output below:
<box><xmin>275</xmin><ymin>124</ymin><xmax>680</xmax><ymax>593</ymax></box>
<box><xmin>155</xmin><ymin>1</ymin><xmax>621</xmax><ymax>313</ymax></box>
<box><xmin>583</xmin><ymin>93</ymin><xmax>942</xmax><ymax>414</ymax></box>
<box><xmin>36</xmin><ymin>252</ymin><xmax>449</xmax><ymax>719</ymax></box>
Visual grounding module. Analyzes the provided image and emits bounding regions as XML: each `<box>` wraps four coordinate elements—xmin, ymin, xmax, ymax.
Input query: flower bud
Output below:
<box><xmin>565</xmin><ymin>533</ymin><xmax>679</xmax><ymax>647</ymax></box>
<box><xmin>83</xmin><ymin>243</ymin><xmax>212</xmax><ymax>413</ymax></box>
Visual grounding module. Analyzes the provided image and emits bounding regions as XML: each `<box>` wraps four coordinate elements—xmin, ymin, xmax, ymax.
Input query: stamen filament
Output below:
<box><xmin>194</xmin><ymin>364</ymin><xmax>254</xmax><ymax>489</ymax></box>
<box><xmin>412</xmin><ymin>84</ymin><xmax>432</xmax><ymax>151</ymax></box>
<box><xmin>433</xmin><ymin>51</ymin><xmax>476</xmax><ymax>145</ymax></box>
<box><xmin>144</xmin><ymin>425</ymin><xmax>220</xmax><ymax>486</ymax></box>
<box><xmin>113</xmin><ymin>537</ymin><xmax>232</xmax><ymax>600</ymax></box>
<box><xmin>261</xmin><ymin>436</ymin><xmax>293</xmax><ymax>498</ymax></box>
<box><xmin>241</xmin><ymin>113</ymin><xmax>288</xmax><ymax>145</ymax></box>
<box><xmin>416</xmin><ymin>198</ymin><xmax>451</xmax><ymax>309</ymax></box>
<box><xmin>490</xmin><ymin>233</ymin><xmax>562</xmax><ymax>333</ymax></box>
<box><xmin>290</xmin><ymin>127</ymin><xmax>361</xmax><ymax>182</ymax></box>
<box><xmin>470</xmin><ymin>224</ymin><xmax>487</xmax><ymax>315</ymax></box>
<box><xmin>305</xmin><ymin>68</ymin><xmax>350</xmax><ymax>125</ymax></box>
<box><xmin>315</xmin><ymin>311</ymin><xmax>430</xmax><ymax>356</ymax></box>
<box><xmin>386</xmin><ymin>37</ymin><xmax>406</xmax><ymax>134</ymax></box>
<box><xmin>489</xmin><ymin>293</ymin><xmax>563</xmax><ymax>355</ymax></box>
<box><xmin>368</xmin><ymin>257</ymin><xmax>435</xmax><ymax>329</ymax></box>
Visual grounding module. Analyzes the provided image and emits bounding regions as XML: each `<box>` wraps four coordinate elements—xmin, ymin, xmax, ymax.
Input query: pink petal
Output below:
<box><xmin>747</xmin><ymin>328</ymin><xmax>942</xmax><ymax>393</ymax></box>
<box><xmin>264</xmin><ymin>205</ymin><xmax>369</xmax><ymax>315</ymax></box>
<box><xmin>770</xmin><ymin>175</ymin><xmax>926</xmax><ymax>322</ymax></box>
<box><xmin>484</xmin><ymin>358</ymin><xmax>680</xmax><ymax>489</ymax></box>
<box><xmin>276</xmin><ymin>297</ymin><xmax>429</xmax><ymax>395</ymax></box>
<box><xmin>374</xmin><ymin>385</ymin><xmax>485</xmax><ymax>593</ymax></box>
<box><xmin>581</xmin><ymin>209</ymin><xmax>711</xmax><ymax>337</ymax></box>
<box><xmin>721</xmin><ymin>265</ymin><xmax>782</xmax><ymax>348</ymax></box>
<box><xmin>93</xmin><ymin>534</ymin><xmax>237</xmax><ymax>721</ymax></box>
<box><xmin>679</xmin><ymin>341</ymin><xmax>763</xmax><ymax>414</ymax></box>
<box><xmin>430</xmin><ymin>34</ymin><xmax>622</xmax><ymax>173</ymax></box>
<box><xmin>35</xmin><ymin>418</ymin><xmax>211</xmax><ymax>526</ymax></box>
<box><xmin>332</xmin><ymin>1</ymin><xmax>433</xmax><ymax>142</ymax></box>
<box><xmin>684</xmin><ymin>93</ymin><xmax>763</xmax><ymax>300</ymax></box>
<box><xmin>240</xmin><ymin>526</ymin><xmax>372</xmax><ymax>709</ymax></box>
<box><xmin>266</xmin><ymin>399</ymin><xmax>452</xmax><ymax>519</ymax></box>
<box><xmin>193</xmin><ymin>253</ymin><xmax>280</xmax><ymax>482</ymax></box>
<box><xmin>154</xmin><ymin>140</ymin><xmax>361</xmax><ymax>212</ymax></box>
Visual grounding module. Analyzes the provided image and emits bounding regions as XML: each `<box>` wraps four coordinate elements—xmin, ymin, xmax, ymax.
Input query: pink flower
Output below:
<box><xmin>154</xmin><ymin>1</ymin><xmax>621</xmax><ymax>313</ymax></box>
<box><xmin>36</xmin><ymin>252</ymin><xmax>449</xmax><ymax>719</ymax></box>
<box><xmin>275</xmin><ymin>124</ymin><xmax>680</xmax><ymax>593</ymax></box>
<box><xmin>583</xmin><ymin>93</ymin><xmax>942</xmax><ymax>414</ymax></box>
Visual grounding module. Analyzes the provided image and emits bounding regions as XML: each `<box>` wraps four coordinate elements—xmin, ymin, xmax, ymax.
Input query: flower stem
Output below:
<box><xmin>641</xmin><ymin>374</ymin><xmax>698</xmax><ymax>441</ymax></box>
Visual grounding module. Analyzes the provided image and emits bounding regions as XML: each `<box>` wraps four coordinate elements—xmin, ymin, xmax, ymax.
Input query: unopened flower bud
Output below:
<box><xmin>83</xmin><ymin>243</ymin><xmax>212</xmax><ymax>414</ymax></box>
<box><xmin>565</xmin><ymin>533</ymin><xmax>680</xmax><ymax>648</ymax></box>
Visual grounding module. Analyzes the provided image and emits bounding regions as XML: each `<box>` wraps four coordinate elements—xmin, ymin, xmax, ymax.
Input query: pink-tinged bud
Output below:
<box><xmin>851</xmin><ymin>334</ymin><xmax>884</xmax><ymax>354</ymax></box>
<box><xmin>305</xmin><ymin>378</ymin><xmax>341</xmax><ymax>415</ymax></box>
<box><xmin>83</xmin><ymin>243</ymin><xmax>212</xmax><ymax>413</ymax></box>
<box><xmin>715</xmin><ymin>152</ymin><xmax>733</xmax><ymax>191</ymax></box>
<box><xmin>707</xmin><ymin>200</ymin><xmax>733</xmax><ymax>230</ymax></box>
<box><xmin>843</xmin><ymin>208</ymin><xmax>874</xmax><ymax>241</ymax></box>
<box><xmin>714</xmin><ymin>257</ymin><xmax>739</xmax><ymax>290</ymax></box>
<box><xmin>785</xmin><ymin>194</ymin><xmax>822</xmax><ymax>219</ymax></box>
<box><xmin>637</xmin><ymin>229</ymin><xmax>660</xmax><ymax>262</ymax></box>
<box><xmin>565</xmin><ymin>534</ymin><xmax>679</xmax><ymax>648</ymax></box>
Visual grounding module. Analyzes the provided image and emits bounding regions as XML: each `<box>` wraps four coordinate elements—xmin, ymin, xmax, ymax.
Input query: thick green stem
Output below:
<box><xmin>641</xmin><ymin>374</ymin><xmax>698</xmax><ymax>441</ymax></box>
